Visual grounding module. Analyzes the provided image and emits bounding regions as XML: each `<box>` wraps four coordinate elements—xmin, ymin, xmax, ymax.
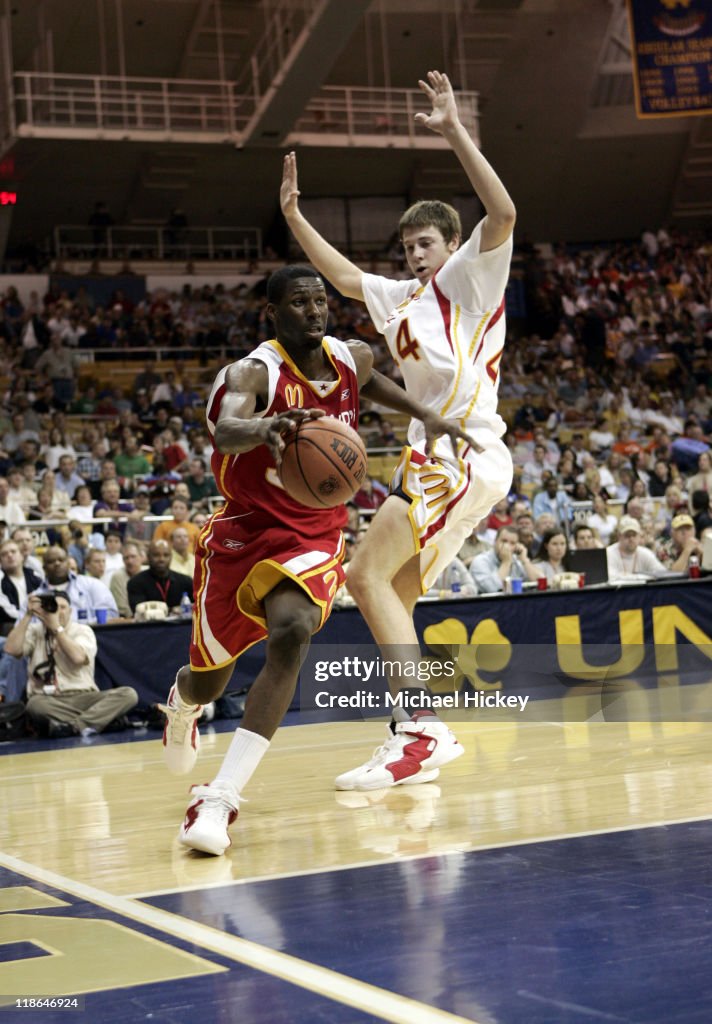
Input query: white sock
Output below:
<box><xmin>213</xmin><ymin>727</ymin><xmax>270</xmax><ymax>795</ymax></box>
<box><xmin>173</xmin><ymin>671</ymin><xmax>200</xmax><ymax>711</ymax></box>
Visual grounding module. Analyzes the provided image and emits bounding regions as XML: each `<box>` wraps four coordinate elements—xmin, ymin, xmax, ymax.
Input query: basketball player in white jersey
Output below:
<box><xmin>280</xmin><ymin>69</ymin><xmax>516</xmax><ymax>790</ymax></box>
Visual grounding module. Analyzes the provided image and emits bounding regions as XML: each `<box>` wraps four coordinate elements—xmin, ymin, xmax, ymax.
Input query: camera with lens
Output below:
<box><xmin>38</xmin><ymin>594</ymin><xmax>58</xmax><ymax>614</ymax></box>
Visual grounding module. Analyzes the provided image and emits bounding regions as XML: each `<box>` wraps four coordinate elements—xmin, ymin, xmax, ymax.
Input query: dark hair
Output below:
<box><xmin>573</xmin><ymin>522</ymin><xmax>594</xmax><ymax>539</ymax></box>
<box><xmin>266</xmin><ymin>265</ymin><xmax>322</xmax><ymax>305</ymax></box>
<box><xmin>535</xmin><ymin>529</ymin><xmax>567</xmax><ymax>562</ymax></box>
<box><xmin>691</xmin><ymin>488</ymin><xmax>710</xmax><ymax>512</ymax></box>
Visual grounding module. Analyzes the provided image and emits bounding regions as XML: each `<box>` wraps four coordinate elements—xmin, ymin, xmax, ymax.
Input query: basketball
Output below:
<box><xmin>278</xmin><ymin>416</ymin><xmax>368</xmax><ymax>509</ymax></box>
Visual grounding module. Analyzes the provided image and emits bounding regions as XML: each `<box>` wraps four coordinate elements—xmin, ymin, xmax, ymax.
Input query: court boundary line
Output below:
<box><xmin>0</xmin><ymin>851</ymin><xmax>479</xmax><ymax>1024</ymax></box>
<box><xmin>129</xmin><ymin>810</ymin><xmax>712</xmax><ymax>899</ymax></box>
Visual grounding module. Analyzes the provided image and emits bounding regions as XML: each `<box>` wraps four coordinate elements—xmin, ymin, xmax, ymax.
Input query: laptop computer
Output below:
<box><xmin>565</xmin><ymin>548</ymin><xmax>609</xmax><ymax>585</ymax></box>
<box><xmin>702</xmin><ymin>532</ymin><xmax>712</xmax><ymax>573</ymax></box>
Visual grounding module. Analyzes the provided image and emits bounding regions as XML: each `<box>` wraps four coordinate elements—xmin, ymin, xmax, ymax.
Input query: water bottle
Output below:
<box><xmin>689</xmin><ymin>555</ymin><xmax>700</xmax><ymax>579</ymax></box>
<box><xmin>450</xmin><ymin>565</ymin><xmax>463</xmax><ymax>598</ymax></box>
<box><xmin>75</xmin><ymin>588</ymin><xmax>88</xmax><ymax>622</ymax></box>
<box><xmin>180</xmin><ymin>592</ymin><xmax>193</xmax><ymax>619</ymax></box>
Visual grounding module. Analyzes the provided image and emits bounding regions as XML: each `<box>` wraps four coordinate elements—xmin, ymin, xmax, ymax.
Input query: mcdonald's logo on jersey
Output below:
<box><xmin>284</xmin><ymin>384</ymin><xmax>304</xmax><ymax>408</ymax></box>
<box><xmin>420</xmin><ymin>470</ymin><xmax>451</xmax><ymax>509</ymax></box>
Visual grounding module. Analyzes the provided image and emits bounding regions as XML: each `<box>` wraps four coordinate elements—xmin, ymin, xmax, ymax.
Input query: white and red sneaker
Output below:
<box><xmin>334</xmin><ymin>715</ymin><xmax>464</xmax><ymax>791</ymax></box>
<box><xmin>179</xmin><ymin>782</ymin><xmax>240</xmax><ymax>856</ymax></box>
<box><xmin>159</xmin><ymin>684</ymin><xmax>202</xmax><ymax>776</ymax></box>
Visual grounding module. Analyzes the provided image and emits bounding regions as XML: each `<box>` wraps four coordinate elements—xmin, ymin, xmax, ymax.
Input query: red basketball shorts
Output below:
<box><xmin>189</xmin><ymin>508</ymin><xmax>346</xmax><ymax>671</ymax></box>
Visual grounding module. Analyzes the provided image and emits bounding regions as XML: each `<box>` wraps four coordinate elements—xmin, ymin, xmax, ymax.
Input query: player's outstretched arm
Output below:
<box><xmin>280</xmin><ymin>152</ymin><xmax>365</xmax><ymax>301</ymax></box>
<box><xmin>416</xmin><ymin>70</ymin><xmax>515</xmax><ymax>253</ymax></box>
<box><xmin>214</xmin><ymin>361</ymin><xmax>323</xmax><ymax>465</ymax></box>
<box><xmin>360</xmin><ymin>369</ymin><xmax>482</xmax><ymax>456</ymax></box>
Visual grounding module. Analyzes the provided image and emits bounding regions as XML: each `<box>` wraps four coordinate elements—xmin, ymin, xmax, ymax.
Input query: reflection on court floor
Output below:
<box><xmin>2</xmin><ymin>705</ymin><xmax>712</xmax><ymax>1023</ymax></box>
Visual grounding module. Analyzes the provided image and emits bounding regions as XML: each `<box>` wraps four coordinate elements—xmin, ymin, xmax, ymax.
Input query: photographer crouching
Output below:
<box><xmin>4</xmin><ymin>592</ymin><xmax>138</xmax><ymax>739</ymax></box>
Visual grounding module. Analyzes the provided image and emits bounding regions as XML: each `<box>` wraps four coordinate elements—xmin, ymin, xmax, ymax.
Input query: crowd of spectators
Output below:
<box><xmin>0</xmin><ymin>223</ymin><xmax>711</xmax><ymax>728</ymax></box>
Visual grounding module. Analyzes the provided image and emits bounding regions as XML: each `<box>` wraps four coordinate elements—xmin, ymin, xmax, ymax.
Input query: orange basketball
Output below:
<box><xmin>278</xmin><ymin>417</ymin><xmax>368</xmax><ymax>509</ymax></box>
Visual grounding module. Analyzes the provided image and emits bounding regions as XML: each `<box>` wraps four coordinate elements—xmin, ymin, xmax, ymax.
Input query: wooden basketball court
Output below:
<box><xmin>3</xmin><ymin>696</ymin><xmax>712</xmax><ymax>1023</ymax></box>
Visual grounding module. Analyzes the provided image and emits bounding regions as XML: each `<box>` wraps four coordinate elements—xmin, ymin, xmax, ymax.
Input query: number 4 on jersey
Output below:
<box><xmin>395</xmin><ymin>319</ymin><xmax>421</xmax><ymax>362</ymax></box>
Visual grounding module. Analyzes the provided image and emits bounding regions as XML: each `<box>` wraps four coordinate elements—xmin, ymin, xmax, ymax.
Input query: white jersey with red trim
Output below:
<box><xmin>362</xmin><ymin>219</ymin><xmax>512</xmax><ymax>445</ymax></box>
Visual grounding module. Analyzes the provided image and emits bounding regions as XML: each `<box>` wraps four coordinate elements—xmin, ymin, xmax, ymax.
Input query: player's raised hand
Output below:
<box><xmin>280</xmin><ymin>152</ymin><xmax>301</xmax><ymax>218</ymax></box>
<box><xmin>420</xmin><ymin>410</ymin><xmax>483</xmax><ymax>458</ymax></box>
<box><xmin>414</xmin><ymin>71</ymin><xmax>459</xmax><ymax>135</ymax></box>
<box><xmin>262</xmin><ymin>408</ymin><xmax>324</xmax><ymax>465</ymax></box>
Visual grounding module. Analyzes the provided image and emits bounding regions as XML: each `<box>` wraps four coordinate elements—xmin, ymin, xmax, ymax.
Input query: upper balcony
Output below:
<box><xmin>9</xmin><ymin>72</ymin><xmax>479</xmax><ymax>151</ymax></box>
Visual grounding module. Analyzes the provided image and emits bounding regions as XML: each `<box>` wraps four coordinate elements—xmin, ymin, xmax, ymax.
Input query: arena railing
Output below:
<box><xmin>12</xmin><ymin>71</ymin><xmax>478</xmax><ymax>151</ymax></box>
<box><xmin>54</xmin><ymin>225</ymin><xmax>263</xmax><ymax>262</ymax></box>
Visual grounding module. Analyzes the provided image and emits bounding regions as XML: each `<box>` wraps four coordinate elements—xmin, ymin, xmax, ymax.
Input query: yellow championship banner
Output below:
<box><xmin>626</xmin><ymin>0</ymin><xmax>712</xmax><ymax>117</ymax></box>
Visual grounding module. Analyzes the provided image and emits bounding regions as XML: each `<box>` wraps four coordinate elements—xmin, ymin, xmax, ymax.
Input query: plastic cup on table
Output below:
<box><xmin>510</xmin><ymin>578</ymin><xmax>523</xmax><ymax>594</ymax></box>
<box><xmin>95</xmin><ymin>609</ymin><xmax>108</xmax><ymax>624</ymax></box>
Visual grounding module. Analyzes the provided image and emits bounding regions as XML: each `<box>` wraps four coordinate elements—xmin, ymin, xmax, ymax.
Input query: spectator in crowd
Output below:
<box><xmin>34</xmin><ymin>334</ymin><xmax>81</xmax><ymax>406</ymax></box>
<box><xmin>0</xmin><ymin>538</ymin><xmax>43</xmax><ymax>633</ymax></box>
<box><xmin>184</xmin><ymin>457</ymin><xmax>218</xmax><ymax>507</ymax></box>
<box><xmin>533</xmin><ymin>528</ymin><xmax>568</xmax><ymax>584</ymax></box>
<box><xmin>471</xmin><ymin>525</ymin><xmax>541</xmax><ymax>594</ymax></box>
<box><xmin>13</xmin><ymin>438</ymin><xmax>47</xmax><ymax>475</ymax></box>
<box><xmin>2</xmin><ymin>412</ymin><xmax>39</xmax><ymax>455</ymax></box>
<box><xmin>83</xmin><ymin>547</ymin><xmax>107</xmax><ymax>584</ymax></box>
<box><xmin>557</xmin><ymin>450</ymin><xmax>578</xmax><ymax>495</ymax></box>
<box><xmin>654</xmin><ymin>484</ymin><xmax>685</xmax><ymax>537</ymax></box>
<box><xmin>169</xmin><ymin>526</ymin><xmax>195</xmax><ymax>578</ymax></box>
<box><xmin>123</xmin><ymin>485</ymin><xmax>157</xmax><ymax>544</ymax></box>
<box><xmin>587</xmin><ymin>494</ymin><xmax>618</xmax><ymax>546</ymax></box>
<box><xmin>606</xmin><ymin>516</ymin><xmax>667</xmax><ymax>581</ymax></box>
<box><xmin>4</xmin><ymin>591</ymin><xmax>137</xmax><ymax>739</ymax></box>
<box><xmin>66</xmin><ymin>522</ymin><xmax>89</xmax><ymax>573</ymax></box>
<box><xmin>152</xmin><ymin>371</ymin><xmax>182</xmax><ymax>408</ymax></box>
<box><xmin>102</xmin><ymin>531</ymin><xmax>124</xmax><ymax>580</ymax></box>
<box><xmin>6</xmin><ymin>465</ymin><xmax>35</xmax><ymax>515</ymax></box>
<box><xmin>691</xmin><ymin>489</ymin><xmax>712</xmax><ymax>537</ymax></box>
<box><xmin>127</xmin><ymin>538</ymin><xmax>193</xmax><ymax>615</ymax></box>
<box><xmin>41</xmin><ymin>425</ymin><xmax>76</xmax><ymax>470</ymax></box>
<box><xmin>38</xmin><ymin>546</ymin><xmax>118</xmax><ymax>623</ymax></box>
<box><xmin>522</xmin><ymin>443</ymin><xmax>549</xmax><ymax>488</ymax></box>
<box><xmin>89</xmin><ymin>458</ymin><xmax>126</xmax><ymax>502</ymax></box>
<box><xmin>571</xmin><ymin>522</ymin><xmax>600</xmax><ymax>549</ymax></box>
<box><xmin>485</xmin><ymin>497</ymin><xmax>512</xmax><ymax>534</ymax></box>
<box><xmin>94</xmin><ymin>480</ymin><xmax>134</xmax><ymax>536</ymax></box>
<box><xmin>430</xmin><ymin>556</ymin><xmax>477</xmax><ymax>597</ymax></box>
<box><xmin>54</xmin><ymin>454</ymin><xmax>85</xmax><ymax>501</ymax></box>
<box><xmin>647</xmin><ymin>458</ymin><xmax>672</xmax><ymax>498</ymax></box>
<box><xmin>654</xmin><ymin>513</ymin><xmax>702</xmax><ymax>572</ymax></box>
<box><xmin>76</xmin><ymin>440</ymin><xmax>107</xmax><ymax>489</ymax></box>
<box><xmin>686</xmin><ymin>451</ymin><xmax>712</xmax><ymax>508</ymax></box>
<box><xmin>153</xmin><ymin>496</ymin><xmax>201</xmax><ymax>550</ymax></box>
<box><xmin>110</xmin><ymin>542</ymin><xmax>145</xmax><ymax>619</ymax></box>
<box><xmin>68</xmin><ymin>484</ymin><xmax>96</xmax><ymax>524</ymax></box>
<box><xmin>587</xmin><ymin>416</ymin><xmax>615</xmax><ymax>456</ymax></box>
<box><xmin>159</xmin><ymin>425</ymin><xmax>189</xmax><ymax>473</ymax></box>
<box><xmin>0</xmin><ymin>476</ymin><xmax>26</xmax><ymax>527</ymax></box>
<box><xmin>11</xmin><ymin>527</ymin><xmax>42</xmax><ymax>574</ymax></box>
<box><xmin>513</xmin><ymin>512</ymin><xmax>537</xmax><ymax>558</ymax></box>
<box><xmin>531</xmin><ymin>475</ymin><xmax>571</xmax><ymax>525</ymax></box>
<box><xmin>353</xmin><ymin>475</ymin><xmax>387</xmax><ymax>512</ymax></box>
<box><xmin>113</xmin><ymin>434</ymin><xmax>151</xmax><ymax>482</ymax></box>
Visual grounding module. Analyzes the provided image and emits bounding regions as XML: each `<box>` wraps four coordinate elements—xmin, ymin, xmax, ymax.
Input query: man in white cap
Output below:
<box><xmin>654</xmin><ymin>513</ymin><xmax>703</xmax><ymax>572</ymax></box>
<box><xmin>606</xmin><ymin>515</ymin><xmax>667</xmax><ymax>581</ymax></box>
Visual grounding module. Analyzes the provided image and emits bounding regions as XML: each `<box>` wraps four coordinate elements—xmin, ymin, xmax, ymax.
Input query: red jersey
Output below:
<box><xmin>205</xmin><ymin>337</ymin><xmax>360</xmax><ymax>538</ymax></box>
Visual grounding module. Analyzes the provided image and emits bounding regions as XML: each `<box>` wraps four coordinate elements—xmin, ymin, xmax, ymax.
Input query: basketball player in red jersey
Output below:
<box><xmin>162</xmin><ymin>265</ymin><xmax>473</xmax><ymax>855</ymax></box>
<box><xmin>281</xmin><ymin>70</ymin><xmax>516</xmax><ymax>791</ymax></box>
